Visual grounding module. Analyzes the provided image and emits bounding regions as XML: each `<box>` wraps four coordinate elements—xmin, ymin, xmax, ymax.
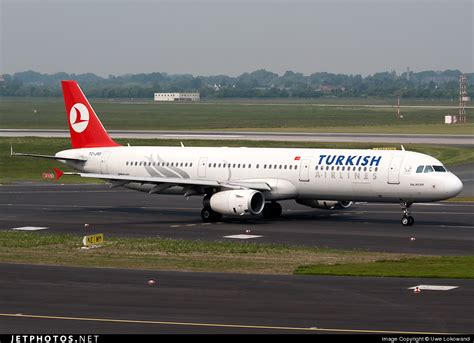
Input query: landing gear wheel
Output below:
<box><xmin>262</xmin><ymin>202</ymin><xmax>282</xmax><ymax>219</ymax></box>
<box><xmin>400</xmin><ymin>202</ymin><xmax>415</xmax><ymax>226</ymax></box>
<box><xmin>201</xmin><ymin>208</ymin><xmax>222</xmax><ymax>222</ymax></box>
<box><xmin>401</xmin><ymin>216</ymin><xmax>410</xmax><ymax>226</ymax></box>
<box><xmin>401</xmin><ymin>216</ymin><xmax>415</xmax><ymax>226</ymax></box>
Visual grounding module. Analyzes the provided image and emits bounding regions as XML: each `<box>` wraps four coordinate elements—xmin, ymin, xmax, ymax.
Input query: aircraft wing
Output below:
<box><xmin>75</xmin><ymin>173</ymin><xmax>272</xmax><ymax>192</ymax></box>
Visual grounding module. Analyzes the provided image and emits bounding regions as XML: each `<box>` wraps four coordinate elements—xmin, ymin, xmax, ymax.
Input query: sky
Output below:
<box><xmin>1</xmin><ymin>0</ymin><xmax>472</xmax><ymax>77</ymax></box>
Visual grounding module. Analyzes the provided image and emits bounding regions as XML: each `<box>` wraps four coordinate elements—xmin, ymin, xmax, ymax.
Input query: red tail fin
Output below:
<box><xmin>61</xmin><ymin>80</ymin><xmax>120</xmax><ymax>149</ymax></box>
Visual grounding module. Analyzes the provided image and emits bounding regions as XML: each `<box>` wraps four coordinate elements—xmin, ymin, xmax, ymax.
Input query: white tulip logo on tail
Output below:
<box><xmin>69</xmin><ymin>103</ymin><xmax>89</xmax><ymax>133</ymax></box>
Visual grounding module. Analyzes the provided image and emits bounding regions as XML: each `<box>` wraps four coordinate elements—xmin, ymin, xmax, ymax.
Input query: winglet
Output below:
<box><xmin>401</xmin><ymin>145</ymin><xmax>405</xmax><ymax>151</ymax></box>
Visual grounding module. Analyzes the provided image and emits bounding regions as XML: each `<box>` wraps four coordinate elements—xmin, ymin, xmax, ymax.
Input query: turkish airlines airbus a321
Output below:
<box><xmin>12</xmin><ymin>81</ymin><xmax>463</xmax><ymax>226</ymax></box>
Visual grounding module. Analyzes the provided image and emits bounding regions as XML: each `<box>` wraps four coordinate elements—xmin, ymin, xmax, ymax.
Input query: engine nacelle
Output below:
<box><xmin>296</xmin><ymin>199</ymin><xmax>354</xmax><ymax>210</ymax></box>
<box><xmin>209</xmin><ymin>190</ymin><xmax>265</xmax><ymax>216</ymax></box>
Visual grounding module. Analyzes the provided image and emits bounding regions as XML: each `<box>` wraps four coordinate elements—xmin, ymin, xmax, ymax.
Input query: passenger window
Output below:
<box><xmin>424</xmin><ymin>166</ymin><xmax>434</xmax><ymax>173</ymax></box>
<box><xmin>416</xmin><ymin>166</ymin><xmax>424</xmax><ymax>173</ymax></box>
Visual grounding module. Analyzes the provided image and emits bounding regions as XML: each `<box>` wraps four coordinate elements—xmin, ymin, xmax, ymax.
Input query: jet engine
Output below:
<box><xmin>208</xmin><ymin>190</ymin><xmax>265</xmax><ymax>216</ymax></box>
<box><xmin>296</xmin><ymin>199</ymin><xmax>354</xmax><ymax>210</ymax></box>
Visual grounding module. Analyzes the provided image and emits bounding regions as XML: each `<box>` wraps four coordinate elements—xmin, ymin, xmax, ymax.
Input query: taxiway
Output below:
<box><xmin>0</xmin><ymin>263</ymin><xmax>472</xmax><ymax>334</ymax></box>
<box><xmin>0</xmin><ymin>184</ymin><xmax>472</xmax><ymax>255</ymax></box>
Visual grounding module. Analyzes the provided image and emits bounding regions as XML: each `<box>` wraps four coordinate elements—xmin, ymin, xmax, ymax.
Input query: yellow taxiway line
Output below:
<box><xmin>0</xmin><ymin>313</ymin><xmax>460</xmax><ymax>335</ymax></box>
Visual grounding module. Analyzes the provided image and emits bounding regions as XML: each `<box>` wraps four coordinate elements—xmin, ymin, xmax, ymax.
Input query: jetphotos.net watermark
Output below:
<box><xmin>8</xmin><ymin>335</ymin><xmax>99</xmax><ymax>343</ymax></box>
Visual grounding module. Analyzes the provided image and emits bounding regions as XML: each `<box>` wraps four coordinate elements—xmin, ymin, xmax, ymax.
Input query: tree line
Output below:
<box><xmin>1</xmin><ymin>69</ymin><xmax>472</xmax><ymax>99</ymax></box>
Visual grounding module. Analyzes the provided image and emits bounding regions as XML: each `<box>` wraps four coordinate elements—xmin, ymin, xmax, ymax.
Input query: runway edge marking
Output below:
<box><xmin>0</xmin><ymin>313</ymin><xmax>461</xmax><ymax>335</ymax></box>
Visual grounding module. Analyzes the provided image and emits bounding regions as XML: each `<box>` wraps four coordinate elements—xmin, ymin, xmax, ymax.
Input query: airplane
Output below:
<box><xmin>11</xmin><ymin>80</ymin><xmax>463</xmax><ymax>226</ymax></box>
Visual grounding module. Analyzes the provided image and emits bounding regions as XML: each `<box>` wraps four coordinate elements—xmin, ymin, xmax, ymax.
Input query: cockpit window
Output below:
<box><xmin>416</xmin><ymin>166</ymin><xmax>424</xmax><ymax>173</ymax></box>
<box><xmin>424</xmin><ymin>165</ymin><xmax>434</xmax><ymax>173</ymax></box>
<box><xmin>433</xmin><ymin>165</ymin><xmax>446</xmax><ymax>172</ymax></box>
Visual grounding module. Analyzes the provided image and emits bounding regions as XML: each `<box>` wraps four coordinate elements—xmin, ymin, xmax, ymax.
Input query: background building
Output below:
<box><xmin>154</xmin><ymin>92</ymin><xmax>200</xmax><ymax>102</ymax></box>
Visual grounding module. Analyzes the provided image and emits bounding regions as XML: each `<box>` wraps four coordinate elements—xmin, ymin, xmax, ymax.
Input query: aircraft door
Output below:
<box><xmin>198</xmin><ymin>157</ymin><xmax>207</xmax><ymax>178</ymax></box>
<box><xmin>299</xmin><ymin>159</ymin><xmax>311</xmax><ymax>182</ymax></box>
<box><xmin>388</xmin><ymin>156</ymin><xmax>403</xmax><ymax>184</ymax></box>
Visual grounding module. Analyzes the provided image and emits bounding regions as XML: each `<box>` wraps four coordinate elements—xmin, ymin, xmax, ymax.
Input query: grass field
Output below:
<box><xmin>2</xmin><ymin>137</ymin><xmax>473</xmax><ymax>183</ymax></box>
<box><xmin>295</xmin><ymin>256</ymin><xmax>474</xmax><ymax>279</ymax></box>
<box><xmin>1</xmin><ymin>231</ymin><xmax>472</xmax><ymax>278</ymax></box>
<box><xmin>1</xmin><ymin>98</ymin><xmax>472</xmax><ymax>134</ymax></box>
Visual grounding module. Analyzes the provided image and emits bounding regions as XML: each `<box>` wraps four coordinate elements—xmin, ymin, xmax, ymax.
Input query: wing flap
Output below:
<box><xmin>76</xmin><ymin>173</ymin><xmax>272</xmax><ymax>191</ymax></box>
<box><xmin>77</xmin><ymin>173</ymin><xmax>221</xmax><ymax>187</ymax></box>
<box><xmin>221</xmin><ymin>181</ymin><xmax>272</xmax><ymax>191</ymax></box>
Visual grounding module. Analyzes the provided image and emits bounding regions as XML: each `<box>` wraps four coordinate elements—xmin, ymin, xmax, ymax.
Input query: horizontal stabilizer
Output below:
<box><xmin>10</xmin><ymin>146</ymin><xmax>86</xmax><ymax>162</ymax></box>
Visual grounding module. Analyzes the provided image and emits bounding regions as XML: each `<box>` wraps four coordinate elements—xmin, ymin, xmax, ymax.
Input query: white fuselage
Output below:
<box><xmin>57</xmin><ymin>146</ymin><xmax>463</xmax><ymax>203</ymax></box>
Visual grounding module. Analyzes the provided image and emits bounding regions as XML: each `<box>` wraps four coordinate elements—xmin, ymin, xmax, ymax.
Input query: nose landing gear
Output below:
<box><xmin>401</xmin><ymin>202</ymin><xmax>414</xmax><ymax>226</ymax></box>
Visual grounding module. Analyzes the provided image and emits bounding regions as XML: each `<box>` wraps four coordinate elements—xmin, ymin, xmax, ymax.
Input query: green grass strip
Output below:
<box><xmin>1</xmin><ymin>232</ymin><xmax>473</xmax><ymax>278</ymax></box>
<box><xmin>295</xmin><ymin>256</ymin><xmax>474</xmax><ymax>279</ymax></box>
<box><xmin>0</xmin><ymin>231</ymin><xmax>410</xmax><ymax>275</ymax></box>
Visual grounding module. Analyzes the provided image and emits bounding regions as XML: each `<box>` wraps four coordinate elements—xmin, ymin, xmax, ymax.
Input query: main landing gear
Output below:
<box><xmin>201</xmin><ymin>194</ymin><xmax>223</xmax><ymax>222</ymax></box>
<box><xmin>201</xmin><ymin>207</ymin><xmax>223</xmax><ymax>222</ymax></box>
<box><xmin>262</xmin><ymin>202</ymin><xmax>282</xmax><ymax>219</ymax></box>
<box><xmin>400</xmin><ymin>202</ymin><xmax>414</xmax><ymax>226</ymax></box>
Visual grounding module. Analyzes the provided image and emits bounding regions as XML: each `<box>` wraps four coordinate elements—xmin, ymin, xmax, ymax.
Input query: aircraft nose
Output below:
<box><xmin>445</xmin><ymin>173</ymin><xmax>463</xmax><ymax>198</ymax></box>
